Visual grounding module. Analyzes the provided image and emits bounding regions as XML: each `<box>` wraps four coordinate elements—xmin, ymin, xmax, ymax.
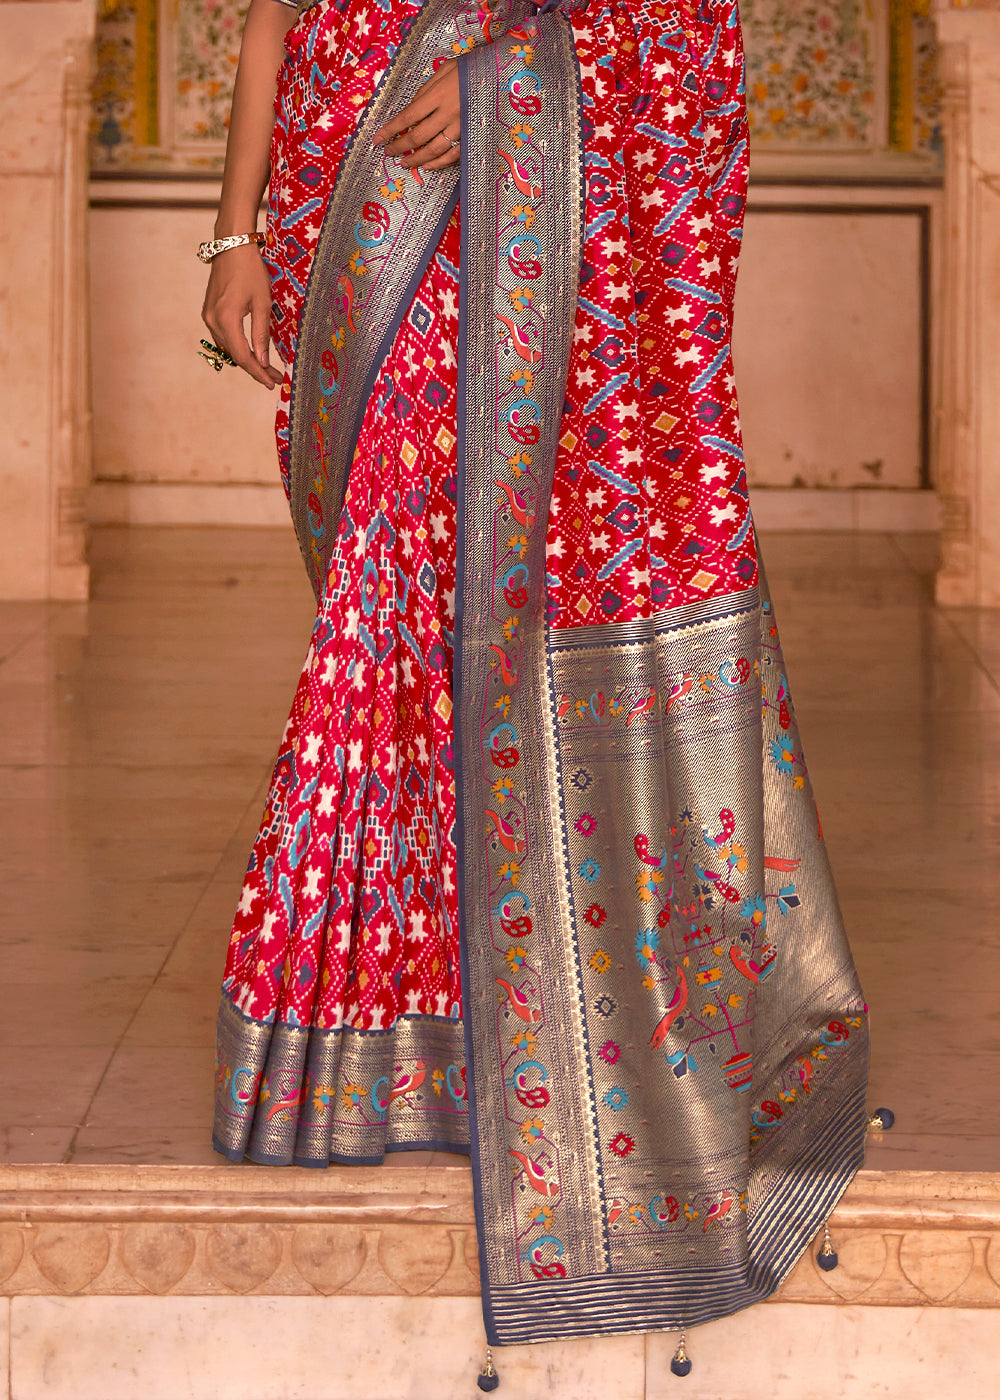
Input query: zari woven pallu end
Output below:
<box><xmin>253</xmin><ymin>0</ymin><xmax>871</xmax><ymax>1350</ymax></box>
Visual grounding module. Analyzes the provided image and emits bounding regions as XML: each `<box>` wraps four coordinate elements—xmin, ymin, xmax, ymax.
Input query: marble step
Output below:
<box><xmin>0</xmin><ymin>1163</ymin><xmax>997</xmax><ymax>1399</ymax></box>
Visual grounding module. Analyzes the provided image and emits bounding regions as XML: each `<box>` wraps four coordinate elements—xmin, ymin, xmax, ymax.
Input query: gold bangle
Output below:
<box><xmin>197</xmin><ymin>232</ymin><xmax>265</xmax><ymax>264</ymax></box>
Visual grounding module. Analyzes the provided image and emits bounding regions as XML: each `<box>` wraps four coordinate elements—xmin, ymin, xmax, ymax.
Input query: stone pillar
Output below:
<box><xmin>0</xmin><ymin>2</ymin><xmax>95</xmax><ymax>601</ymax></box>
<box><xmin>934</xmin><ymin>1</ymin><xmax>1000</xmax><ymax>607</ymax></box>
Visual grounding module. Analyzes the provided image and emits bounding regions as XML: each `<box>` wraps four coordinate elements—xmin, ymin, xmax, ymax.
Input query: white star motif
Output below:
<box><xmin>237</xmin><ymin>886</ymin><xmax>258</xmax><ymax>915</ymax></box>
<box><xmin>303</xmin><ymin>866</ymin><xmax>324</xmax><ymax>899</ymax></box>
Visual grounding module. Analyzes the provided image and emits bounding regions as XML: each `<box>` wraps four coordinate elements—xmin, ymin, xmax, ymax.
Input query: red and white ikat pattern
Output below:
<box><xmin>549</xmin><ymin>0</ymin><xmax>757</xmax><ymax>627</ymax></box>
<box><xmin>222</xmin><ymin>0</ymin><xmax>756</xmax><ymax>1034</ymax></box>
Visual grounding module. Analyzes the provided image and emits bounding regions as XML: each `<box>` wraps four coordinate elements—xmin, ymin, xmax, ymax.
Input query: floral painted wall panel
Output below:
<box><xmin>89</xmin><ymin>0</ymin><xmax>942</xmax><ymax>169</ymax></box>
<box><xmin>910</xmin><ymin>10</ymin><xmax>943</xmax><ymax>149</ymax></box>
<box><xmin>740</xmin><ymin>0</ymin><xmax>879</xmax><ymax>149</ymax></box>
<box><xmin>170</xmin><ymin>0</ymin><xmax>249</xmax><ymax>146</ymax></box>
<box><xmin>91</xmin><ymin>0</ymin><xmax>157</xmax><ymax>168</ymax></box>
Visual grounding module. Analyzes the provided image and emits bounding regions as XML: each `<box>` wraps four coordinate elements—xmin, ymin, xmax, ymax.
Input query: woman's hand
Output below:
<box><xmin>373</xmin><ymin>59</ymin><xmax>461</xmax><ymax>171</ymax></box>
<box><xmin>202</xmin><ymin>244</ymin><xmax>283</xmax><ymax>390</ymax></box>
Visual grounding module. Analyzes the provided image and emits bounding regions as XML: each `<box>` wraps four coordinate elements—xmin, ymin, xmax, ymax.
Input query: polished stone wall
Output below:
<box><xmin>0</xmin><ymin>1</ymin><xmax>96</xmax><ymax>601</ymax></box>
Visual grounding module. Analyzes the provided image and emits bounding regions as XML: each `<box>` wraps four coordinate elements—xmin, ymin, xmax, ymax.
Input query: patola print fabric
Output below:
<box><xmin>214</xmin><ymin>0</ymin><xmax>870</xmax><ymax>1346</ymax></box>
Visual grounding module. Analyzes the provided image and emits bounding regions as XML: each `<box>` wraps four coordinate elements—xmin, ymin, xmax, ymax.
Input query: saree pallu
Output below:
<box><xmin>213</xmin><ymin>0</ymin><xmax>871</xmax><ymax>1346</ymax></box>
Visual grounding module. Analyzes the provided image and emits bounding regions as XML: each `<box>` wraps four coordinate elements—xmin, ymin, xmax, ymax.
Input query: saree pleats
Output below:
<box><xmin>213</xmin><ymin>0</ymin><xmax>870</xmax><ymax>1344</ymax></box>
<box><xmin>214</xmin><ymin>2</ymin><xmax>472</xmax><ymax>1162</ymax></box>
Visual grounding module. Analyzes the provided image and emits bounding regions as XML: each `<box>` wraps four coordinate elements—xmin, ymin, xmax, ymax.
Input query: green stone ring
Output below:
<box><xmin>198</xmin><ymin>339</ymin><xmax>237</xmax><ymax>372</ymax></box>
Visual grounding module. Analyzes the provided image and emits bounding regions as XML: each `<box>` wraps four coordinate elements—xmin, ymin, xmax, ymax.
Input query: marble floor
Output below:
<box><xmin>0</xmin><ymin>526</ymin><xmax>997</xmax><ymax>1172</ymax></box>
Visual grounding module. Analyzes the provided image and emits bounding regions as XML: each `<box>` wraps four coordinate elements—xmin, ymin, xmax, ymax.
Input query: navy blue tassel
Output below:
<box><xmin>670</xmin><ymin>1332</ymin><xmax>693</xmax><ymax>1377</ymax></box>
<box><xmin>869</xmin><ymin>1106</ymin><xmax>895</xmax><ymax>1132</ymax></box>
<box><xmin>477</xmin><ymin>1347</ymin><xmax>500</xmax><ymax>1392</ymax></box>
<box><xmin>816</xmin><ymin>1220</ymin><xmax>839</xmax><ymax>1272</ymax></box>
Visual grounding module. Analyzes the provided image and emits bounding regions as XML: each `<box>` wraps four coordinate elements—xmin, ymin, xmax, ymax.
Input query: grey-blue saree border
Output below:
<box><xmin>288</xmin><ymin>0</ymin><xmax>475</xmax><ymax>600</ymax></box>
<box><xmin>452</xmin><ymin>8</ymin><xmax>869</xmax><ymax>1345</ymax></box>
<box><xmin>454</xmin><ymin>2</ymin><xmax>590</xmax><ymax>1345</ymax></box>
<box><xmin>213</xmin><ymin>994</ymin><xmax>468</xmax><ymax>1166</ymax></box>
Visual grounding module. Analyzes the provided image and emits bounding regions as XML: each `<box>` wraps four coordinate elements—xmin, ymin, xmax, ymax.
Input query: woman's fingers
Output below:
<box><xmin>419</xmin><ymin>138</ymin><xmax>462</xmax><ymax>171</ymax></box>
<box><xmin>203</xmin><ymin>304</ymin><xmax>273</xmax><ymax>389</ymax></box>
<box><xmin>373</xmin><ymin>90</ymin><xmax>440</xmax><ymax>147</ymax></box>
<box><xmin>250</xmin><ymin>297</ymin><xmax>283</xmax><ymax>387</ymax></box>
<box><xmin>218</xmin><ymin>314</ymin><xmax>277</xmax><ymax>388</ymax></box>
<box><xmin>201</xmin><ymin>248</ymin><xmax>280</xmax><ymax>389</ymax></box>
<box><xmin>398</xmin><ymin>130</ymin><xmax>460</xmax><ymax>170</ymax></box>
<box><xmin>382</xmin><ymin>110</ymin><xmax>452</xmax><ymax>159</ymax></box>
<box><xmin>373</xmin><ymin>59</ymin><xmax>458</xmax><ymax>149</ymax></box>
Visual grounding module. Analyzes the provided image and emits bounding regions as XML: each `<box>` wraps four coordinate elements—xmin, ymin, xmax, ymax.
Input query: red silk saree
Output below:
<box><xmin>213</xmin><ymin>0</ymin><xmax>871</xmax><ymax>1346</ymax></box>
